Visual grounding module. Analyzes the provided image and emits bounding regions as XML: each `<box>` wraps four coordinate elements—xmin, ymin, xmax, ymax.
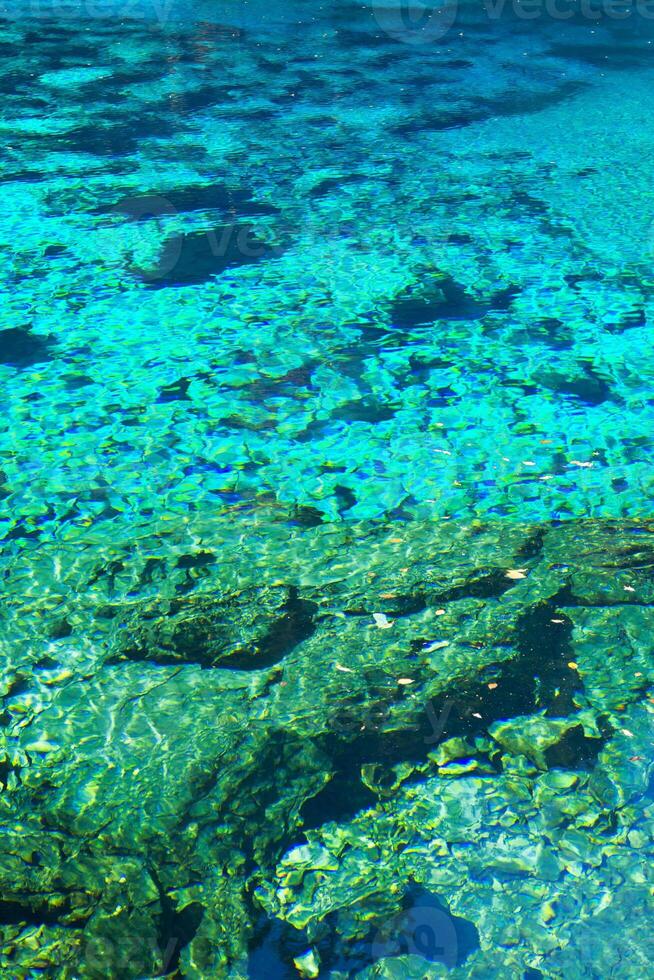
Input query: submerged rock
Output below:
<box><xmin>114</xmin><ymin>584</ymin><xmax>317</xmax><ymax>669</ymax></box>
<box><xmin>488</xmin><ymin>713</ymin><xmax>600</xmax><ymax>770</ymax></box>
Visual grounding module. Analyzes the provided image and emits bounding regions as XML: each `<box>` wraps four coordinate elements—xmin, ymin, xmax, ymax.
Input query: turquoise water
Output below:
<box><xmin>2</xmin><ymin>1</ymin><xmax>654</xmax><ymax>977</ymax></box>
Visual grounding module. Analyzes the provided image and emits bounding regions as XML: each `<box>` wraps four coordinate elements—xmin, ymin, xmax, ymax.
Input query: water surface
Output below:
<box><xmin>1</xmin><ymin>2</ymin><xmax>654</xmax><ymax>977</ymax></box>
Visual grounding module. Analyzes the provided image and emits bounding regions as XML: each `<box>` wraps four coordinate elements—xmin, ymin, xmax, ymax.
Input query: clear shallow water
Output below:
<box><xmin>2</xmin><ymin>2</ymin><xmax>654</xmax><ymax>978</ymax></box>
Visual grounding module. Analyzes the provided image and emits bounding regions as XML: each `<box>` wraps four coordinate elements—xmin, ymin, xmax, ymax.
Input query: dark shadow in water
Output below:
<box><xmin>111</xmin><ymin>587</ymin><xmax>317</xmax><ymax>671</ymax></box>
<box><xmin>151</xmin><ymin>865</ymin><xmax>204</xmax><ymax>975</ymax></box>
<box><xmin>301</xmin><ymin>597</ymin><xmax>604</xmax><ymax>832</ymax></box>
<box><xmin>249</xmin><ymin>885</ymin><xmax>479</xmax><ymax>977</ymax></box>
<box><xmin>0</xmin><ymin>327</ymin><xmax>53</xmax><ymax>368</ymax></box>
<box><xmin>0</xmin><ymin>897</ymin><xmax>86</xmax><ymax>927</ymax></box>
<box><xmin>383</xmin><ymin>886</ymin><xmax>480</xmax><ymax>969</ymax></box>
<box><xmin>248</xmin><ymin>916</ymin><xmax>312</xmax><ymax>980</ymax></box>
<box><xmin>92</xmin><ymin>185</ymin><xmax>278</xmax><ymax>219</ymax></box>
<box><xmin>141</xmin><ymin>223</ymin><xmax>281</xmax><ymax>288</ymax></box>
<box><xmin>53</xmin><ymin>116</ymin><xmax>177</xmax><ymax>157</ymax></box>
<box><xmin>392</xmin><ymin>82</ymin><xmax>587</xmax><ymax>137</ymax></box>
<box><xmin>226</xmin><ymin>590</ymin><xmax>318</xmax><ymax>671</ymax></box>
<box><xmin>548</xmin><ymin>41</ymin><xmax>654</xmax><ymax>70</ymax></box>
<box><xmin>528</xmin><ymin>317</ymin><xmax>574</xmax><ymax>351</ymax></box>
<box><xmin>330</xmin><ymin>399</ymin><xmax>396</xmax><ymax>424</ymax></box>
<box><xmin>248</xmin><ymin>887</ymin><xmax>478</xmax><ymax>977</ymax></box>
<box><xmin>540</xmin><ymin>363</ymin><xmax>616</xmax><ymax>406</ymax></box>
<box><xmin>156</xmin><ymin>377</ymin><xmax>193</xmax><ymax>403</ymax></box>
<box><xmin>389</xmin><ymin>276</ymin><xmax>518</xmax><ymax>329</ymax></box>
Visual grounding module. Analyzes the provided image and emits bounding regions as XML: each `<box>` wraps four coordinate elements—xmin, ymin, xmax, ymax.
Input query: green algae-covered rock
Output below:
<box><xmin>429</xmin><ymin>737</ymin><xmax>476</xmax><ymax>767</ymax></box>
<box><xmin>115</xmin><ymin>584</ymin><xmax>316</xmax><ymax>670</ymax></box>
<box><xmin>488</xmin><ymin>713</ymin><xmax>598</xmax><ymax>770</ymax></box>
